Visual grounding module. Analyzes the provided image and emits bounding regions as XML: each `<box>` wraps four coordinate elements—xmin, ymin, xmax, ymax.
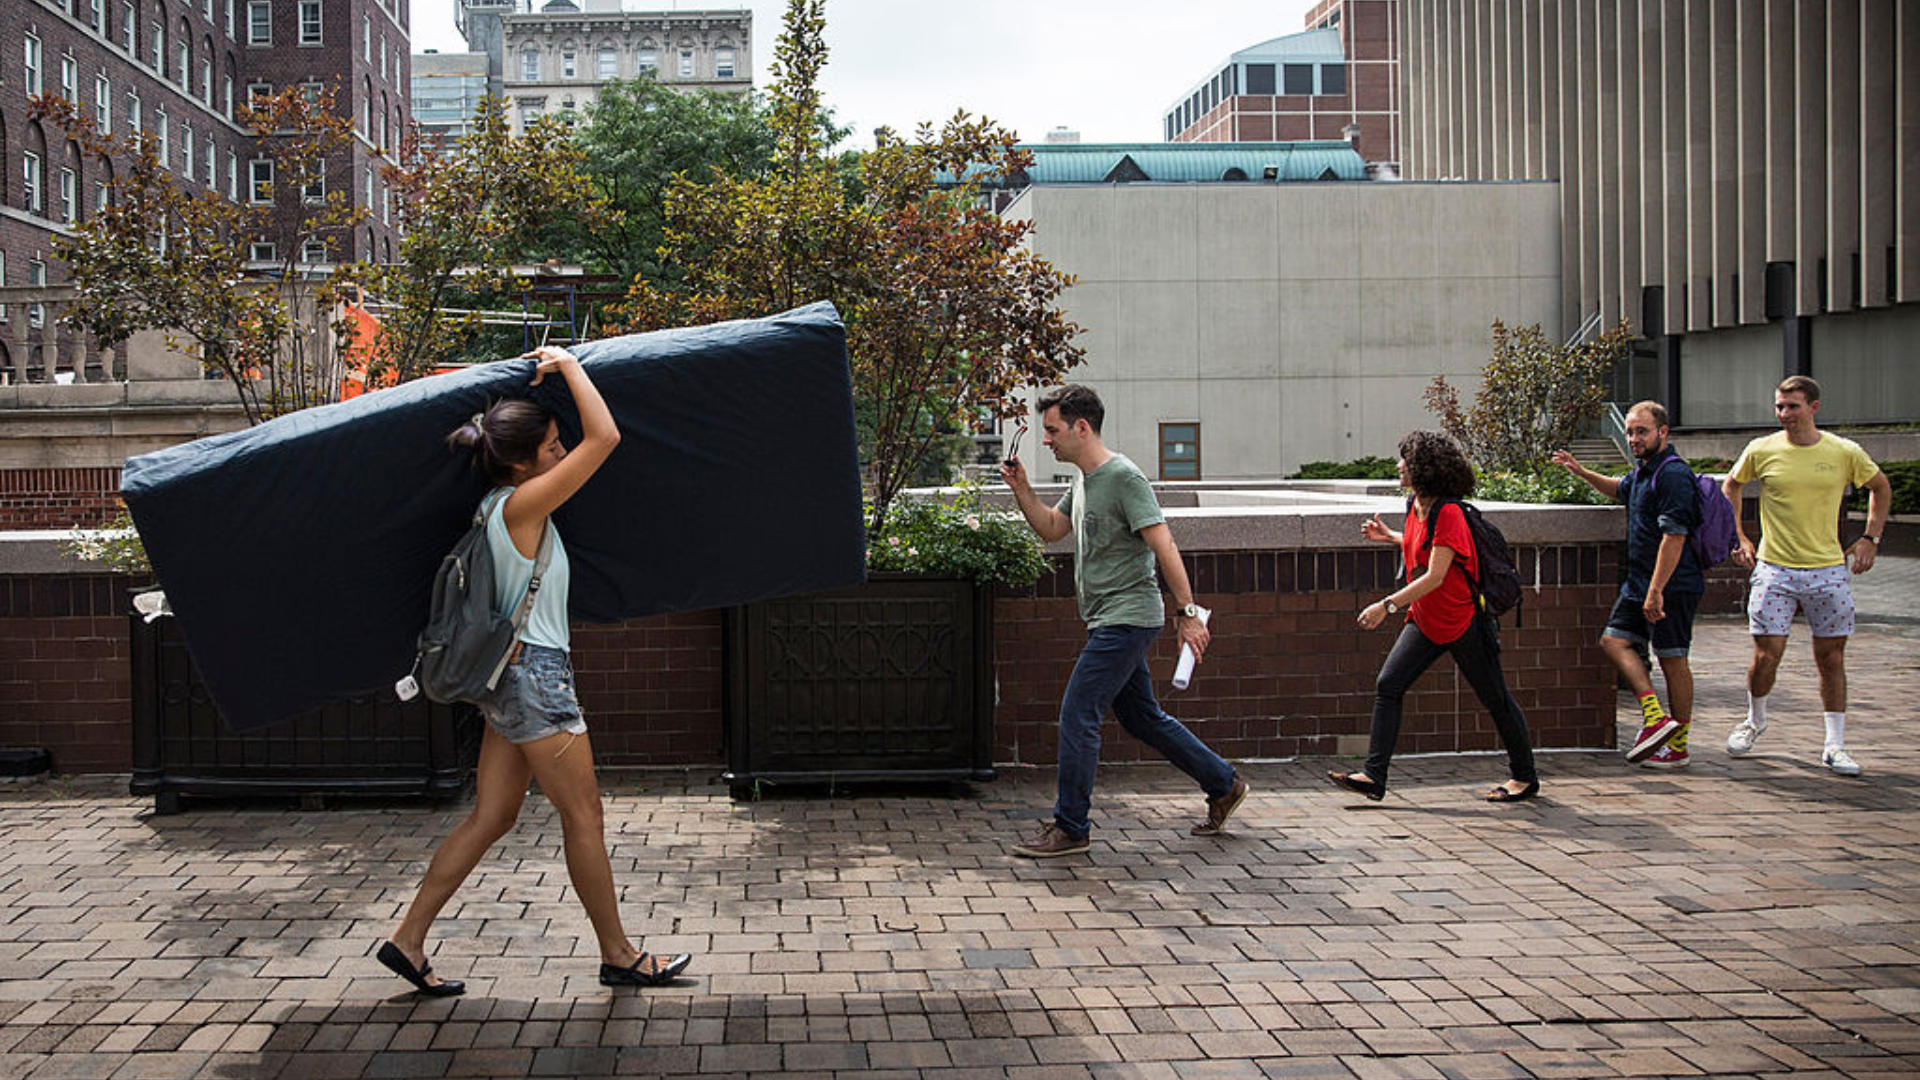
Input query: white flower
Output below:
<box><xmin>963</xmin><ymin>514</ymin><xmax>982</xmax><ymax>530</ymax></box>
<box><xmin>907</xmin><ymin>546</ymin><xmax>917</xmax><ymax>557</ymax></box>
<box><xmin>888</xmin><ymin>535</ymin><xmax>902</xmax><ymax>546</ymax></box>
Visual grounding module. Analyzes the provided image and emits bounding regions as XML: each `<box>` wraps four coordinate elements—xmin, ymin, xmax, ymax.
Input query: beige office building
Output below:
<box><xmin>1398</xmin><ymin>0</ymin><xmax>1920</xmax><ymax>426</ymax></box>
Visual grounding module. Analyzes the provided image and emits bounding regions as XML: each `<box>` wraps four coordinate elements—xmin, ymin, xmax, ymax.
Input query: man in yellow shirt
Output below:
<box><xmin>1723</xmin><ymin>376</ymin><xmax>1892</xmax><ymax>776</ymax></box>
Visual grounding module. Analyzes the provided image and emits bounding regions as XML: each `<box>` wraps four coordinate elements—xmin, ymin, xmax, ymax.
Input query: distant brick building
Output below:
<box><xmin>3</xmin><ymin>0</ymin><xmax>411</xmax><ymax>301</ymax></box>
<box><xmin>1165</xmin><ymin>0</ymin><xmax>1399</xmax><ymax>172</ymax></box>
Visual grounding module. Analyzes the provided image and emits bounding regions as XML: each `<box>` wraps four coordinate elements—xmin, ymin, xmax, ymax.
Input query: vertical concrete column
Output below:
<box><xmin>1594</xmin><ymin>0</ymin><xmax>1621</xmax><ymax>329</ymax></box>
<box><xmin>1793</xmin><ymin>0</ymin><xmax>1827</xmax><ymax>316</ymax></box>
<box><xmin>1826</xmin><ymin>2</ymin><xmax>1861</xmax><ymax>313</ymax></box>
<box><xmin>1686</xmin><ymin>0</ymin><xmax>1714</xmax><ymax>331</ymax></box>
<box><xmin>1764</xmin><ymin>0</ymin><xmax>1796</xmax><ymax>267</ymax></box>
<box><xmin>7</xmin><ymin>312</ymin><xmax>26</xmax><ymax>385</ymax></box>
<box><xmin>1859</xmin><ymin>0</ymin><xmax>1896</xmax><ymax>309</ymax></box>
<box><xmin>1736</xmin><ymin>1</ymin><xmax>1768</xmax><ymax>323</ymax></box>
<box><xmin>1710</xmin><ymin>0</ymin><xmax>1740</xmax><ymax>325</ymax></box>
<box><xmin>1618</xmin><ymin>0</ymin><xmax>1645</xmax><ymax>324</ymax></box>
<box><xmin>1895</xmin><ymin>0</ymin><xmax>1918</xmax><ymax>304</ymax></box>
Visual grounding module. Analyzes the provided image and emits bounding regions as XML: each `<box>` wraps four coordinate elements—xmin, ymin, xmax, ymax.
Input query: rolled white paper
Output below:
<box><xmin>1170</xmin><ymin>605</ymin><xmax>1212</xmax><ymax>690</ymax></box>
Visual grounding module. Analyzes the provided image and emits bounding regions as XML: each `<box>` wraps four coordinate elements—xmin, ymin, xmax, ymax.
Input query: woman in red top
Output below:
<box><xmin>1327</xmin><ymin>431</ymin><xmax>1540</xmax><ymax>803</ymax></box>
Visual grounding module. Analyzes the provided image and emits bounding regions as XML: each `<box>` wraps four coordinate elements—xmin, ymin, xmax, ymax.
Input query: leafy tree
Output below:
<box><xmin>32</xmin><ymin>87</ymin><xmax>365</xmax><ymax>423</ymax></box>
<box><xmin>343</xmin><ymin>98</ymin><xmax>596</xmax><ymax>385</ymax></box>
<box><xmin>542</xmin><ymin>74</ymin><xmax>774</xmax><ymax>288</ymax></box>
<box><xmin>614</xmin><ymin>0</ymin><xmax>1085</xmax><ymax>530</ymax></box>
<box><xmin>1424</xmin><ymin>319</ymin><xmax>1634</xmax><ymax>471</ymax></box>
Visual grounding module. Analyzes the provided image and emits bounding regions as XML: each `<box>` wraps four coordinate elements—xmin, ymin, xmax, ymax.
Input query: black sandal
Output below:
<box><xmin>376</xmin><ymin>940</ymin><xmax>466</xmax><ymax>997</ymax></box>
<box><xmin>599</xmin><ymin>952</ymin><xmax>693</xmax><ymax>987</ymax></box>
<box><xmin>1485</xmin><ymin>780</ymin><xmax>1541</xmax><ymax>803</ymax></box>
<box><xmin>1327</xmin><ymin>770</ymin><xmax>1386</xmax><ymax>802</ymax></box>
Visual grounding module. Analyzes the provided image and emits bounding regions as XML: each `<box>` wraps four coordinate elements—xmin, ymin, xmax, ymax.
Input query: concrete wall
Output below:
<box><xmin>1007</xmin><ymin>180</ymin><xmax>1561</xmax><ymax>481</ymax></box>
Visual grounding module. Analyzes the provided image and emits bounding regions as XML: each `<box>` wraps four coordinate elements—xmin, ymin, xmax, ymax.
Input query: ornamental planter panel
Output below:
<box><xmin>129</xmin><ymin>612</ymin><xmax>483</xmax><ymax>814</ymax></box>
<box><xmin>723</xmin><ymin>572</ymin><xmax>995</xmax><ymax>797</ymax></box>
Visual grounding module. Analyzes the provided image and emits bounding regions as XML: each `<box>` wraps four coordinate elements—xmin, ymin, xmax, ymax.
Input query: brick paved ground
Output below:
<box><xmin>2</xmin><ymin>612</ymin><xmax>1917</xmax><ymax>1079</ymax></box>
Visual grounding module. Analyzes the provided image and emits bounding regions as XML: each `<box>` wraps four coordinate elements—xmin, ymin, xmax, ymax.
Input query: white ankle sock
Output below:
<box><xmin>1747</xmin><ymin>693</ymin><xmax>1769</xmax><ymax>730</ymax></box>
<box><xmin>1824</xmin><ymin>711</ymin><xmax>1846</xmax><ymax>748</ymax></box>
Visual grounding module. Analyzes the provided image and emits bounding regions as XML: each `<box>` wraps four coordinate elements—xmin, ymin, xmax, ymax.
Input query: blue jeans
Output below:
<box><xmin>1053</xmin><ymin>625</ymin><xmax>1237</xmax><ymax>838</ymax></box>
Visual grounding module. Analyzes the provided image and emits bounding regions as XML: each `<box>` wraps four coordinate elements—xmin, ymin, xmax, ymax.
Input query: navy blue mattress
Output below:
<box><xmin>122</xmin><ymin>302</ymin><xmax>866</xmax><ymax>730</ymax></box>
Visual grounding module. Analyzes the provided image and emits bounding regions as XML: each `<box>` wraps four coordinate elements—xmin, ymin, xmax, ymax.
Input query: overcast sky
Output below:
<box><xmin>413</xmin><ymin>0</ymin><xmax>1323</xmax><ymax>148</ymax></box>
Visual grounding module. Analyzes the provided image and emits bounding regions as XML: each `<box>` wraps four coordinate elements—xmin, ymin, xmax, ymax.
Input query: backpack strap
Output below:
<box><xmin>483</xmin><ymin>489</ymin><xmax>558</xmax><ymax>689</ymax></box>
<box><xmin>1419</xmin><ymin>496</ymin><xmax>1487</xmax><ymax>608</ymax></box>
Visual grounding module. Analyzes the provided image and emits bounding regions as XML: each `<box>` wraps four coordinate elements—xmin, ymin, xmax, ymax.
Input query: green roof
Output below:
<box><xmin>949</xmin><ymin>141</ymin><xmax>1367</xmax><ymax>187</ymax></box>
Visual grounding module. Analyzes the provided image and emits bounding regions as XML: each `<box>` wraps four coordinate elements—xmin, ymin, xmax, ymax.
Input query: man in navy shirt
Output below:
<box><xmin>1554</xmin><ymin>401</ymin><xmax>1704</xmax><ymax>767</ymax></box>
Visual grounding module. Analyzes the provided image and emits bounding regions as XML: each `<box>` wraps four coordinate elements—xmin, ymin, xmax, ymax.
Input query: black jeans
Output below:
<box><xmin>1366</xmin><ymin>614</ymin><xmax>1538</xmax><ymax>787</ymax></box>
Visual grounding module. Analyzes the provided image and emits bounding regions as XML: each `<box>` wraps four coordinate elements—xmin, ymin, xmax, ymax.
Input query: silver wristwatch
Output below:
<box><xmin>1178</xmin><ymin>603</ymin><xmax>1201</xmax><ymax>619</ymax></box>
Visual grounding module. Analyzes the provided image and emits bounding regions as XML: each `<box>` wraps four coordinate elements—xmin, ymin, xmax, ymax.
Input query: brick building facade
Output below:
<box><xmin>2</xmin><ymin>0</ymin><xmax>410</xmax><ymax>313</ymax></box>
<box><xmin>1166</xmin><ymin>0</ymin><xmax>1400</xmax><ymax>172</ymax></box>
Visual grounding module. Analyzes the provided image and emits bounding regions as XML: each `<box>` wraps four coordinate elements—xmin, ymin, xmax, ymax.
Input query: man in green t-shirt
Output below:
<box><xmin>999</xmin><ymin>385</ymin><xmax>1248</xmax><ymax>857</ymax></box>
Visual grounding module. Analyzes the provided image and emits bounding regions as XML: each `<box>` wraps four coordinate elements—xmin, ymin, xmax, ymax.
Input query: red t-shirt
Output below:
<box><xmin>1402</xmin><ymin>502</ymin><xmax>1479</xmax><ymax>645</ymax></box>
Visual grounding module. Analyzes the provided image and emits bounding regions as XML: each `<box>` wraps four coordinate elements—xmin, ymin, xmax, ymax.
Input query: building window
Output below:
<box><xmin>715</xmin><ymin>47</ymin><xmax>734</xmax><ymax>78</ymax></box>
<box><xmin>224</xmin><ymin>74</ymin><xmax>233</xmax><ymax>118</ymax></box>
<box><xmin>181</xmin><ymin>124</ymin><xmax>193</xmax><ymax>177</ymax></box>
<box><xmin>561</xmin><ymin>50</ymin><xmax>575</xmax><ymax>78</ymax></box>
<box><xmin>364</xmin><ymin>165</ymin><xmax>373</xmax><ymax>210</ymax></box>
<box><xmin>176</xmin><ymin>40</ymin><xmax>188</xmax><ymax>85</ymax></box>
<box><xmin>249</xmin><ymin>157</ymin><xmax>272</xmax><ymax>202</ymax></box>
<box><xmin>227</xmin><ymin>151</ymin><xmax>237</xmax><ymax>201</ymax></box>
<box><xmin>152</xmin><ymin>21</ymin><xmax>163</xmax><ymax>69</ymax></box>
<box><xmin>62</xmin><ymin>53</ymin><xmax>79</xmax><ymax>101</ymax></box>
<box><xmin>678</xmin><ymin>48</ymin><xmax>694</xmax><ymax>78</ymax></box>
<box><xmin>1320</xmin><ymin>63</ymin><xmax>1346</xmax><ymax>95</ymax></box>
<box><xmin>1159</xmin><ymin>423</ymin><xmax>1201</xmax><ymax>481</ymax></box>
<box><xmin>24</xmin><ymin>151</ymin><xmax>43</xmax><ymax>214</ymax></box>
<box><xmin>247</xmin><ymin>1</ymin><xmax>271</xmax><ymax>45</ymax></box>
<box><xmin>300</xmin><ymin>239</ymin><xmax>327</xmax><ymax>263</ymax></box>
<box><xmin>203</xmin><ymin>0</ymin><xmax>212</xmax><ymax>19</ymax></box>
<box><xmin>637</xmin><ymin>47</ymin><xmax>656</xmax><ymax>74</ymax></box>
<box><xmin>247</xmin><ymin>81</ymin><xmax>272</xmax><ymax>113</ymax></box>
<box><xmin>201</xmin><ymin>57</ymin><xmax>211</xmax><ymax>101</ymax></box>
<box><xmin>91</xmin><ymin>0</ymin><xmax>106</xmax><ymax>32</ymax></box>
<box><xmin>362</xmin><ymin>13</ymin><xmax>370</xmax><ymax>59</ymax></box>
<box><xmin>380</xmin><ymin>32</ymin><xmax>388</xmax><ymax>78</ymax></box>
<box><xmin>521</xmin><ymin>49</ymin><xmax>539</xmax><ymax>81</ymax></box>
<box><xmin>0</xmin><ymin>251</ymin><xmax>7</xmax><ymax>323</ymax></box>
<box><xmin>96</xmin><ymin>181</ymin><xmax>110</xmax><ymax>213</ymax></box>
<box><xmin>24</xmin><ymin>36</ymin><xmax>43</xmax><ymax>96</ymax></box>
<box><xmin>156</xmin><ymin>109</ymin><xmax>169</xmax><ymax>168</ymax></box>
<box><xmin>298</xmin><ymin>0</ymin><xmax>322</xmax><ymax>44</ymax></box>
<box><xmin>96</xmin><ymin>74</ymin><xmax>113</xmax><ymax>132</ymax></box>
<box><xmin>226</xmin><ymin>0</ymin><xmax>235</xmax><ymax>37</ymax></box>
<box><xmin>1245</xmin><ymin>62</ymin><xmax>1275</xmax><ymax>95</ymax></box>
<box><xmin>597</xmin><ymin>47</ymin><xmax>616</xmax><ymax>80</ymax></box>
<box><xmin>127</xmin><ymin>91</ymin><xmax>141</xmax><ymax>133</ymax></box>
<box><xmin>249</xmin><ymin>241</ymin><xmax>276</xmax><ymax>261</ymax></box>
<box><xmin>60</xmin><ymin>168</ymin><xmax>78</xmax><ymax>223</ymax></box>
<box><xmin>1282</xmin><ymin>63</ymin><xmax>1314</xmax><ymax>95</ymax></box>
<box><xmin>202</xmin><ymin>139</ymin><xmax>213</xmax><ymax>185</ymax></box>
<box><xmin>123</xmin><ymin>3</ymin><xmax>136</xmax><ymax>51</ymax></box>
<box><xmin>301</xmin><ymin>163</ymin><xmax>324</xmax><ymax>203</ymax></box>
<box><xmin>29</xmin><ymin>261</ymin><xmax>48</xmax><ymax>328</ymax></box>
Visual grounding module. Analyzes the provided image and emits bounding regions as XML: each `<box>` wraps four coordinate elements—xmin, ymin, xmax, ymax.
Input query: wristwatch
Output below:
<box><xmin>1382</xmin><ymin>598</ymin><xmax>1400</xmax><ymax>614</ymax></box>
<box><xmin>1178</xmin><ymin>603</ymin><xmax>1202</xmax><ymax>619</ymax></box>
<box><xmin>1862</xmin><ymin>535</ymin><xmax>1881</xmax><ymax>546</ymax></box>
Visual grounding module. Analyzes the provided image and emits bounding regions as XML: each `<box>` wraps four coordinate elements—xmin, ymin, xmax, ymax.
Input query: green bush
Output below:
<box><xmin>866</xmin><ymin>483</ymin><xmax>1051</xmax><ymax>587</ymax></box>
<box><xmin>1288</xmin><ymin>455</ymin><xmax>1400</xmax><ymax>480</ymax></box>
<box><xmin>1849</xmin><ymin>460</ymin><xmax>1920</xmax><ymax>516</ymax></box>
<box><xmin>1473</xmin><ymin>464</ymin><xmax>1613</xmax><ymax>505</ymax></box>
<box><xmin>1687</xmin><ymin>456</ymin><xmax>1734</xmax><ymax>474</ymax></box>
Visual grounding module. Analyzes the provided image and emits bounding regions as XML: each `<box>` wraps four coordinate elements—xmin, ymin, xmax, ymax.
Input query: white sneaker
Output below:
<box><xmin>1823</xmin><ymin>746</ymin><xmax>1862</xmax><ymax>776</ymax></box>
<box><xmin>1726</xmin><ymin>719</ymin><xmax>1765</xmax><ymax>755</ymax></box>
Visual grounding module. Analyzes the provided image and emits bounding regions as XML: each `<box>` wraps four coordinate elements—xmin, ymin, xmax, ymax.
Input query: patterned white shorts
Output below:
<box><xmin>1747</xmin><ymin>561</ymin><xmax>1855</xmax><ymax>638</ymax></box>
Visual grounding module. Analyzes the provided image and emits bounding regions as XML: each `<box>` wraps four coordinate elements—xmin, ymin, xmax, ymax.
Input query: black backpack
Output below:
<box><xmin>1418</xmin><ymin>497</ymin><xmax>1523</xmax><ymax>619</ymax></box>
<box><xmin>400</xmin><ymin>489</ymin><xmax>553</xmax><ymax>705</ymax></box>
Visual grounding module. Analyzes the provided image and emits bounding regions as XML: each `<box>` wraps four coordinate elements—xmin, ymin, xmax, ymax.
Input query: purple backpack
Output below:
<box><xmin>1660</xmin><ymin>459</ymin><xmax>1737</xmax><ymax>568</ymax></box>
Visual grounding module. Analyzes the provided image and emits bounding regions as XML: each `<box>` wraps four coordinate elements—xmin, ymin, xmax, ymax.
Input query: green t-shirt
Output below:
<box><xmin>1053</xmin><ymin>453</ymin><xmax>1166</xmax><ymax>628</ymax></box>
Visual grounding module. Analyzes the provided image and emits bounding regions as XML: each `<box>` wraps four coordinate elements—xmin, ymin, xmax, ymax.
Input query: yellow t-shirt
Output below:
<box><xmin>1729</xmin><ymin>431</ymin><xmax>1880</xmax><ymax>568</ymax></box>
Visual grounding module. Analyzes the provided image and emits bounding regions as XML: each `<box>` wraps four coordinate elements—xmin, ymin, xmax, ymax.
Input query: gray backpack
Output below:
<box><xmin>402</xmin><ymin>489</ymin><xmax>553</xmax><ymax>705</ymax></box>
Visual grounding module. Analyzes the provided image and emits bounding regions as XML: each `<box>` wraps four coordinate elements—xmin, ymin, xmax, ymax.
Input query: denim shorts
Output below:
<box><xmin>480</xmin><ymin>644</ymin><xmax>588</xmax><ymax>744</ymax></box>
<box><xmin>1603</xmin><ymin>588</ymin><xmax>1701</xmax><ymax>658</ymax></box>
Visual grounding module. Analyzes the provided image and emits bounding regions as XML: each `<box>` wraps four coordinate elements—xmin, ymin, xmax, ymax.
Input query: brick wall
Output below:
<box><xmin>1</xmin><ymin>539</ymin><xmax>1646</xmax><ymax>777</ymax></box>
<box><xmin>0</xmin><ymin>467</ymin><xmax>123</xmax><ymax>529</ymax></box>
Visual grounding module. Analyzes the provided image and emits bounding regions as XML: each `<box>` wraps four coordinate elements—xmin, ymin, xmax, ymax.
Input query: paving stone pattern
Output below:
<box><xmin>2</xmin><ymin>617</ymin><xmax>1917</xmax><ymax>1079</ymax></box>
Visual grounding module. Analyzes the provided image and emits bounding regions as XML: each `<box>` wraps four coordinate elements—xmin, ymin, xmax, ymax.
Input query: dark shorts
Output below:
<box><xmin>480</xmin><ymin>644</ymin><xmax>588</xmax><ymax>744</ymax></box>
<box><xmin>1603</xmin><ymin>589</ymin><xmax>1701</xmax><ymax>658</ymax></box>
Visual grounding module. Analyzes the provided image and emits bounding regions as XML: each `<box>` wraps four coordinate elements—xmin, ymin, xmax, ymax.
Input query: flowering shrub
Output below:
<box><xmin>866</xmin><ymin>484</ymin><xmax>1050</xmax><ymax>587</ymax></box>
<box><xmin>62</xmin><ymin>507</ymin><xmax>152</xmax><ymax>576</ymax></box>
<box><xmin>1474</xmin><ymin>465</ymin><xmax>1611</xmax><ymax>506</ymax></box>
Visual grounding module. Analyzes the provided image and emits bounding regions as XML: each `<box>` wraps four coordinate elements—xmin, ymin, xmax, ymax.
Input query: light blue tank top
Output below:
<box><xmin>483</xmin><ymin>487</ymin><xmax>571</xmax><ymax>651</ymax></box>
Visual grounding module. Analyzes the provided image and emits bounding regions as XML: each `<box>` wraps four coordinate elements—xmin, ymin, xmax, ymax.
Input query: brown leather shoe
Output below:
<box><xmin>1191</xmin><ymin>777</ymin><xmax>1250</xmax><ymax>836</ymax></box>
<box><xmin>1010</xmin><ymin>822</ymin><xmax>1091</xmax><ymax>858</ymax></box>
